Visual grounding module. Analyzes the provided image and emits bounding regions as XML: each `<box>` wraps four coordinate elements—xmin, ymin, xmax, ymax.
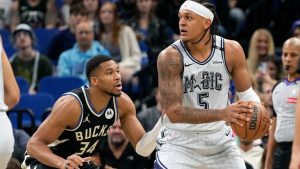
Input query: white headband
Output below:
<box><xmin>180</xmin><ymin>0</ymin><xmax>214</xmax><ymax>21</ymax></box>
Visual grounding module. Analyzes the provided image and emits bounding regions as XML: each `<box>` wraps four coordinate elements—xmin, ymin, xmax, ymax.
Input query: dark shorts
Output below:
<box><xmin>272</xmin><ymin>142</ymin><xmax>292</xmax><ymax>169</ymax></box>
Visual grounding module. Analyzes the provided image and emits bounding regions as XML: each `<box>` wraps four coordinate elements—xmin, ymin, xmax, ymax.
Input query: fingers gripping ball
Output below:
<box><xmin>231</xmin><ymin>101</ymin><xmax>271</xmax><ymax>141</ymax></box>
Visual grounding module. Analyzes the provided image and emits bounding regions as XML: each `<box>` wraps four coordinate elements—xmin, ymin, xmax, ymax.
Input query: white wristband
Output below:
<box><xmin>236</xmin><ymin>87</ymin><xmax>261</xmax><ymax>103</ymax></box>
<box><xmin>135</xmin><ymin>116</ymin><xmax>163</xmax><ymax>157</ymax></box>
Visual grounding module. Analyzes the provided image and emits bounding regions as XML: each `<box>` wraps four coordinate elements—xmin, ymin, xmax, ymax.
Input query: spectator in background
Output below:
<box><xmin>291</xmin><ymin>20</ymin><xmax>300</xmax><ymax>39</ymax></box>
<box><xmin>247</xmin><ymin>29</ymin><xmax>275</xmax><ymax>75</ymax></box>
<box><xmin>46</xmin><ymin>3</ymin><xmax>89</xmax><ymax>64</ymax></box>
<box><xmin>127</xmin><ymin>0</ymin><xmax>172</xmax><ymax>62</ymax></box>
<box><xmin>60</xmin><ymin>0</ymin><xmax>73</xmax><ymax>26</ymax></box>
<box><xmin>10</xmin><ymin>23</ymin><xmax>53</xmax><ymax>94</ymax></box>
<box><xmin>98</xmin><ymin>1</ymin><xmax>141</xmax><ymax>85</ymax></box>
<box><xmin>57</xmin><ymin>20</ymin><xmax>110</xmax><ymax>84</ymax></box>
<box><xmin>6</xmin><ymin>157</ymin><xmax>21</xmax><ymax>169</ymax></box>
<box><xmin>0</xmin><ymin>0</ymin><xmax>12</xmax><ymax>29</ymax></box>
<box><xmin>97</xmin><ymin>120</ymin><xmax>149</xmax><ymax>169</ymax></box>
<box><xmin>82</xmin><ymin>0</ymin><xmax>99</xmax><ymax>23</ymax></box>
<box><xmin>116</xmin><ymin>0</ymin><xmax>136</xmax><ymax>22</ymax></box>
<box><xmin>12</xmin><ymin>129</ymin><xmax>30</xmax><ymax>163</ymax></box>
<box><xmin>10</xmin><ymin>0</ymin><xmax>58</xmax><ymax>30</ymax></box>
<box><xmin>253</xmin><ymin>55</ymin><xmax>278</xmax><ymax>95</ymax></box>
<box><xmin>155</xmin><ymin>0</ymin><xmax>185</xmax><ymax>40</ymax></box>
<box><xmin>138</xmin><ymin>88</ymin><xmax>162</xmax><ymax>132</ymax></box>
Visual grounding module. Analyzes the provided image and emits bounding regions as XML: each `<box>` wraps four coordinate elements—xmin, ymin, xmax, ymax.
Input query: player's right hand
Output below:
<box><xmin>222</xmin><ymin>101</ymin><xmax>253</xmax><ymax>127</ymax></box>
<box><xmin>61</xmin><ymin>154</ymin><xmax>92</xmax><ymax>169</ymax></box>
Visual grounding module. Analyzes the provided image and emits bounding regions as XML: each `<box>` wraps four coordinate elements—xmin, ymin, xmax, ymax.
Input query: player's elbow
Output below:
<box><xmin>5</xmin><ymin>90</ymin><xmax>20</xmax><ymax>109</ymax></box>
<box><xmin>26</xmin><ymin>139</ymin><xmax>35</xmax><ymax>156</ymax></box>
<box><xmin>164</xmin><ymin>104</ymin><xmax>183</xmax><ymax>123</ymax></box>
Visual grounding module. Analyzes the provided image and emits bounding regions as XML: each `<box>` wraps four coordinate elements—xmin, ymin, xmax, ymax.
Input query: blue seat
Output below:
<box><xmin>12</xmin><ymin>93</ymin><xmax>55</xmax><ymax>126</ymax></box>
<box><xmin>0</xmin><ymin>28</ymin><xmax>16</xmax><ymax>57</ymax></box>
<box><xmin>38</xmin><ymin>76</ymin><xmax>84</xmax><ymax>101</ymax></box>
<box><xmin>7</xmin><ymin>108</ymin><xmax>36</xmax><ymax>134</ymax></box>
<box><xmin>16</xmin><ymin>76</ymin><xmax>29</xmax><ymax>94</ymax></box>
<box><xmin>34</xmin><ymin>28</ymin><xmax>59</xmax><ymax>55</ymax></box>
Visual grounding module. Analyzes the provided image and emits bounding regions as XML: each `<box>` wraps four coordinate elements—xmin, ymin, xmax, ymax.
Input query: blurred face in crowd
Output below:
<box><xmin>256</xmin><ymin>34</ymin><xmax>269</xmax><ymax>57</ymax></box>
<box><xmin>266</xmin><ymin>60</ymin><xmax>278</xmax><ymax>80</ymax></box>
<box><xmin>262</xmin><ymin>82</ymin><xmax>273</xmax><ymax>107</ymax></box>
<box><xmin>69</xmin><ymin>12</ymin><xmax>88</xmax><ymax>29</ymax></box>
<box><xmin>83</xmin><ymin>0</ymin><xmax>99</xmax><ymax>13</ymax></box>
<box><xmin>99</xmin><ymin>2</ymin><xmax>115</xmax><ymax>25</ymax></box>
<box><xmin>75</xmin><ymin>21</ymin><xmax>94</xmax><ymax>51</ymax></box>
<box><xmin>14</xmin><ymin>31</ymin><xmax>33</xmax><ymax>49</ymax></box>
<box><xmin>108</xmin><ymin>120</ymin><xmax>127</xmax><ymax>148</ymax></box>
<box><xmin>282</xmin><ymin>38</ymin><xmax>300</xmax><ymax>75</ymax></box>
<box><xmin>136</xmin><ymin>0</ymin><xmax>153</xmax><ymax>14</ymax></box>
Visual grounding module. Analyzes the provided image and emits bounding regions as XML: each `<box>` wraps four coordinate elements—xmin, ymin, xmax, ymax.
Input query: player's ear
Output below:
<box><xmin>90</xmin><ymin>76</ymin><xmax>98</xmax><ymax>86</ymax></box>
<box><xmin>204</xmin><ymin>19</ymin><xmax>212</xmax><ymax>29</ymax></box>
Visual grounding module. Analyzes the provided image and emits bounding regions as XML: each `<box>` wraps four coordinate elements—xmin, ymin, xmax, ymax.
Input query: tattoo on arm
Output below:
<box><xmin>158</xmin><ymin>48</ymin><xmax>221</xmax><ymax>124</ymax></box>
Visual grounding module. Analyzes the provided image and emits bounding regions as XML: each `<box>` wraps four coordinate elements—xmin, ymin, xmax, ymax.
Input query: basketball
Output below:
<box><xmin>231</xmin><ymin>101</ymin><xmax>271</xmax><ymax>141</ymax></box>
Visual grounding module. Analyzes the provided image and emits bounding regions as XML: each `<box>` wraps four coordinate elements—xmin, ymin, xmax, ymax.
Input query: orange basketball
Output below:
<box><xmin>231</xmin><ymin>101</ymin><xmax>271</xmax><ymax>141</ymax></box>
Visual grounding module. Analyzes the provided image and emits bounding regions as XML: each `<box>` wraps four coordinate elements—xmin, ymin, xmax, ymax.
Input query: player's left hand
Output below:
<box><xmin>64</xmin><ymin>154</ymin><xmax>92</xmax><ymax>169</ymax></box>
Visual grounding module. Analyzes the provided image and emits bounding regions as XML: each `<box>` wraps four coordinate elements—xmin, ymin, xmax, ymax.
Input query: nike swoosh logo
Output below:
<box><xmin>225</xmin><ymin>129</ymin><xmax>231</xmax><ymax>136</ymax></box>
<box><xmin>184</xmin><ymin>63</ymin><xmax>194</xmax><ymax>67</ymax></box>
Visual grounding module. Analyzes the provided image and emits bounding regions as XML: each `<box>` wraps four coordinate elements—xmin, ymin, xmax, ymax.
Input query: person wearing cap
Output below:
<box><xmin>155</xmin><ymin>0</ymin><xmax>262</xmax><ymax>168</ymax></box>
<box><xmin>10</xmin><ymin>23</ymin><xmax>53</xmax><ymax>94</ymax></box>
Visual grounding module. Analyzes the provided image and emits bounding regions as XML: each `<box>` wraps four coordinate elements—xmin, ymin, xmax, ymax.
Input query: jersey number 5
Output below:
<box><xmin>198</xmin><ymin>92</ymin><xmax>209</xmax><ymax>109</ymax></box>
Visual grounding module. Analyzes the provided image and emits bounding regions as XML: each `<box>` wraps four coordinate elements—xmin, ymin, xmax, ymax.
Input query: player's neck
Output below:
<box><xmin>18</xmin><ymin>48</ymin><xmax>36</xmax><ymax>60</ymax></box>
<box><xmin>186</xmin><ymin>36</ymin><xmax>212</xmax><ymax>60</ymax></box>
<box><xmin>87</xmin><ymin>87</ymin><xmax>111</xmax><ymax>112</ymax></box>
<box><xmin>287</xmin><ymin>73</ymin><xmax>300</xmax><ymax>82</ymax></box>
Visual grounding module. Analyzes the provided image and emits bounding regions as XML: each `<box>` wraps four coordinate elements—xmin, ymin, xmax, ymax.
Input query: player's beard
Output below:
<box><xmin>106</xmin><ymin>91</ymin><xmax>122</xmax><ymax>97</ymax></box>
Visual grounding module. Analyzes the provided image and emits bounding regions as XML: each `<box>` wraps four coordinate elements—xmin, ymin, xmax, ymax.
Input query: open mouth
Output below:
<box><xmin>180</xmin><ymin>29</ymin><xmax>187</xmax><ymax>35</ymax></box>
<box><xmin>115</xmin><ymin>83</ymin><xmax>122</xmax><ymax>90</ymax></box>
<box><xmin>284</xmin><ymin>65</ymin><xmax>291</xmax><ymax>71</ymax></box>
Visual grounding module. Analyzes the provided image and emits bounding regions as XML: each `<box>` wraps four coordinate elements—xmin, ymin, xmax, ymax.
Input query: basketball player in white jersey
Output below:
<box><xmin>265</xmin><ymin>37</ymin><xmax>300</xmax><ymax>169</ymax></box>
<box><xmin>0</xmin><ymin>36</ymin><xmax>20</xmax><ymax>168</ymax></box>
<box><xmin>155</xmin><ymin>0</ymin><xmax>262</xmax><ymax>168</ymax></box>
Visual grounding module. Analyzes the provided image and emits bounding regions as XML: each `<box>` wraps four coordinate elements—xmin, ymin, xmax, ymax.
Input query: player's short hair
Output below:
<box><xmin>86</xmin><ymin>55</ymin><xmax>113</xmax><ymax>83</ymax></box>
<box><xmin>192</xmin><ymin>0</ymin><xmax>220</xmax><ymax>36</ymax></box>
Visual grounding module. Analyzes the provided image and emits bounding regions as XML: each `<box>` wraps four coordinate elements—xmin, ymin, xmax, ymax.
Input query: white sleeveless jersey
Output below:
<box><xmin>272</xmin><ymin>79</ymin><xmax>300</xmax><ymax>142</ymax></box>
<box><xmin>164</xmin><ymin>35</ymin><xmax>231</xmax><ymax>132</ymax></box>
<box><xmin>0</xmin><ymin>37</ymin><xmax>8</xmax><ymax>112</ymax></box>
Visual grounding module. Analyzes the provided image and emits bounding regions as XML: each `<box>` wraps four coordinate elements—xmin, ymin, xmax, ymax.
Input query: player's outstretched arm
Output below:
<box><xmin>1</xmin><ymin>39</ymin><xmax>20</xmax><ymax>109</ymax></box>
<box><xmin>157</xmin><ymin>47</ymin><xmax>252</xmax><ymax>125</ymax></box>
<box><xmin>118</xmin><ymin>92</ymin><xmax>163</xmax><ymax>157</ymax></box>
<box><xmin>26</xmin><ymin>96</ymin><xmax>88</xmax><ymax>168</ymax></box>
